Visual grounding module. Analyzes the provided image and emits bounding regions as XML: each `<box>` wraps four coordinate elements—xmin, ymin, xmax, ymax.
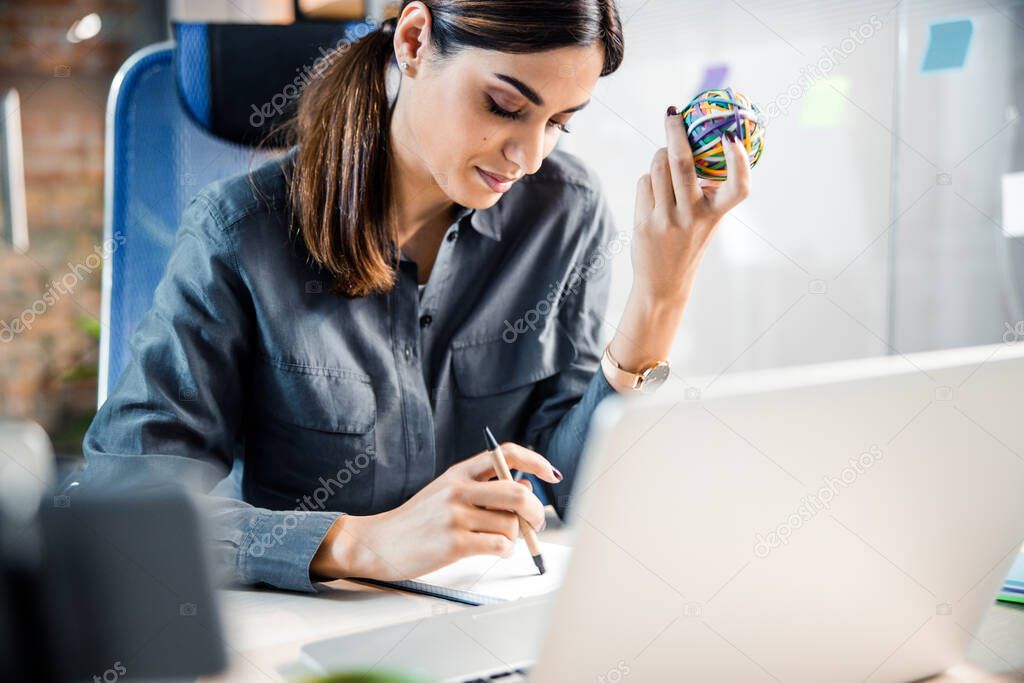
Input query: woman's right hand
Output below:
<box><xmin>311</xmin><ymin>442</ymin><xmax>562</xmax><ymax>581</ymax></box>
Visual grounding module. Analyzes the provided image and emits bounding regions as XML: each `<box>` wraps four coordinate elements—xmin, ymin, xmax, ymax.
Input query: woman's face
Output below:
<box><xmin>393</xmin><ymin>40</ymin><xmax>605</xmax><ymax>209</ymax></box>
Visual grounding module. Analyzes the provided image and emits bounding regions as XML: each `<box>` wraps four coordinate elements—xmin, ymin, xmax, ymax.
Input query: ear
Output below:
<box><xmin>393</xmin><ymin>1</ymin><xmax>433</xmax><ymax>77</ymax></box>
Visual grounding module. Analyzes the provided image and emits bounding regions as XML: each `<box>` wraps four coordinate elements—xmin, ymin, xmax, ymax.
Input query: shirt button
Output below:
<box><xmin>404</xmin><ymin>344</ymin><xmax>412</xmax><ymax>359</ymax></box>
<box><xmin>419</xmin><ymin>314</ymin><xmax>433</xmax><ymax>328</ymax></box>
<box><xmin>446</xmin><ymin>230</ymin><xmax>459</xmax><ymax>242</ymax></box>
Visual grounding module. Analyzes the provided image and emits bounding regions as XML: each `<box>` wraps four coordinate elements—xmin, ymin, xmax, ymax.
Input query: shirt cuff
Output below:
<box><xmin>588</xmin><ymin>364</ymin><xmax>620</xmax><ymax>411</ymax></box>
<box><xmin>547</xmin><ymin>367</ymin><xmax>620</xmax><ymax>517</ymax></box>
<box><xmin>571</xmin><ymin>365</ymin><xmax>619</xmax><ymax>444</ymax></box>
<box><xmin>238</xmin><ymin>509</ymin><xmax>342</xmax><ymax>592</ymax></box>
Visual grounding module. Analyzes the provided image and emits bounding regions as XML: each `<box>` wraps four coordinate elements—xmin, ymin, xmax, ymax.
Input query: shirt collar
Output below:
<box><xmin>399</xmin><ymin>201</ymin><xmax>503</xmax><ymax>263</ymax></box>
<box><xmin>456</xmin><ymin>202</ymin><xmax>502</xmax><ymax>242</ymax></box>
<box><xmin>398</xmin><ymin>201</ymin><xmax>502</xmax><ymax>262</ymax></box>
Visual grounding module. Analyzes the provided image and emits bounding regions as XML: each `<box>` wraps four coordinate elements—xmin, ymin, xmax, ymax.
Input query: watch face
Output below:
<box><xmin>640</xmin><ymin>363</ymin><xmax>671</xmax><ymax>392</ymax></box>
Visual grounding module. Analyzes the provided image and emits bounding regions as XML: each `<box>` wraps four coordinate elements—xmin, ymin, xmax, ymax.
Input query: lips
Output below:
<box><xmin>476</xmin><ymin>167</ymin><xmax>517</xmax><ymax>193</ymax></box>
<box><xmin>481</xmin><ymin>169</ymin><xmax>516</xmax><ymax>183</ymax></box>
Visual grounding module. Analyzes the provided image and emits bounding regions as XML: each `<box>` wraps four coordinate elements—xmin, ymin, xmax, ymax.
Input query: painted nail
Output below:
<box><xmin>666</xmin><ymin>105</ymin><xmax>678</xmax><ymax>117</ymax></box>
<box><xmin>724</xmin><ymin>130</ymin><xmax>736</xmax><ymax>142</ymax></box>
<box><xmin>553</xmin><ymin>467</ymin><xmax>563</xmax><ymax>482</ymax></box>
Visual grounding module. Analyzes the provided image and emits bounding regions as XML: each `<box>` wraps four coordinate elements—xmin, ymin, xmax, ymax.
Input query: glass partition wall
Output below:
<box><xmin>560</xmin><ymin>0</ymin><xmax>1024</xmax><ymax>379</ymax></box>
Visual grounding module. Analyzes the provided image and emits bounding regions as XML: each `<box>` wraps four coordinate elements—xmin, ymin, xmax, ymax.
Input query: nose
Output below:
<box><xmin>504</xmin><ymin>124</ymin><xmax>546</xmax><ymax>177</ymax></box>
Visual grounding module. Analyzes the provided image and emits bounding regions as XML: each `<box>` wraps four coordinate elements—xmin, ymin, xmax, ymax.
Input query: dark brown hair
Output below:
<box><xmin>285</xmin><ymin>0</ymin><xmax>624</xmax><ymax>297</ymax></box>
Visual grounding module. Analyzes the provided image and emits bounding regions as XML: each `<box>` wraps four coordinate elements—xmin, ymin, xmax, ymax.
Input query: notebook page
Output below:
<box><xmin>402</xmin><ymin>541</ymin><xmax>572</xmax><ymax>603</ymax></box>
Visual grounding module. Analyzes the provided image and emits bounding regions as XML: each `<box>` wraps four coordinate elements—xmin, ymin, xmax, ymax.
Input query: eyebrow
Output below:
<box><xmin>493</xmin><ymin>72</ymin><xmax>590</xmax><ymax>114</ymax></box>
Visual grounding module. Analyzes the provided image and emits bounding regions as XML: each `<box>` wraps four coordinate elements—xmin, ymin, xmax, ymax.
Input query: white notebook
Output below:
<box><xmin>357</xmin><ymin>541</ymin><xmax>572</xmax><ymax>606</ymax></box>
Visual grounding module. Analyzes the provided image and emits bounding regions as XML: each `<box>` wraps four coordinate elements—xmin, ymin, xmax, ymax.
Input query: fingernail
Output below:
<box><xmin>666</xmin><ymin>105</ymin><xmax>677</xmax><ymax>117</ymax></box>
<box><xmin>724</xmin><ymin>130</ymin><xmax>736</xmax><ymax>142</ymax></box>
<box><xmin>552</xmin><ymin>467</ymin><xmax>563</xmax><ymax>482</ymax></box>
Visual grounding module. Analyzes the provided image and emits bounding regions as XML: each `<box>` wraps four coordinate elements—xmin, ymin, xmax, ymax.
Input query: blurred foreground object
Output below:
<box><xmin>0</xmin><ymin>420</ymin><xmax>226</xmax><ymax>683</ymax></box>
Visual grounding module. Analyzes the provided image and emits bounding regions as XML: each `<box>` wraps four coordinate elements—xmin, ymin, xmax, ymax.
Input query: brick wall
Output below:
<box><xmin>0</xmin><ymin>0</ymin><xmax>166</xmax><ymax>455</ymax></box>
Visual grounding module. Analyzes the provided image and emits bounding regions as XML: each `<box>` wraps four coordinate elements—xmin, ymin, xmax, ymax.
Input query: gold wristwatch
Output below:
<box><xmin>600</xmin><ymin>344</ymin><xmax>671</xmax><ymax>394</ymax></box>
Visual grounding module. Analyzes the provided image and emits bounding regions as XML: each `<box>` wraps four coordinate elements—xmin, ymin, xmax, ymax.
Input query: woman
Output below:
<box><xmin>80</xmin><ymin>0</ymin><xmax>750</xmax><ymax>592</ymax></box>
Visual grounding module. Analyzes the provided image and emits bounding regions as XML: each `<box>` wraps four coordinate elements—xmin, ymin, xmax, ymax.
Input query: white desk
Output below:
<box><xmin>204</xmin><ymin>520</ymin><xmax>1024</xmax><ymax>683</ymax></box>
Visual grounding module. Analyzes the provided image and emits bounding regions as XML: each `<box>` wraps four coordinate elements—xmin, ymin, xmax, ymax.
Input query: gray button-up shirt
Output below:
<box><xmin>79</xmin><ymin>145</ymin><xmax>620</xmax><ymax>592</ymax></box>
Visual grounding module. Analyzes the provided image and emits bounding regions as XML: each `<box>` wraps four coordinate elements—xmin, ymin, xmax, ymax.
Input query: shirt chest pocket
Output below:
<box><xmin>449</xmin><ymin>320</ymin><xmax>577</xmax><ymax>449</ymax></box>
<box><xmin>246</xmin><ymin>358</ymin><xmax>378</xmax><ymax>515</ymax></box>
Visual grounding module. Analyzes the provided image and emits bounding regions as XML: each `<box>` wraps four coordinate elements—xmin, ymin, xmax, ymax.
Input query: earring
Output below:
<box><xmin>399</xmin><ymin>62</ymin><xmax>409</xmax><ymax>71</ymax></box>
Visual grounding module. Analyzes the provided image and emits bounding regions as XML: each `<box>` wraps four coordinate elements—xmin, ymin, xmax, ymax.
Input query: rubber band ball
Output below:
<box><xmin>680</xmin><ymin>87</ymin><xmax>765</xmax><ymax>181</ymax></box>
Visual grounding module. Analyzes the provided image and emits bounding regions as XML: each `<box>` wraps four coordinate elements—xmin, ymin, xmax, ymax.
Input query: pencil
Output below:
<box><xmin>483</xmin><ymin>427</ymin><xmax>546</xmax><ymax>575</ymax></box>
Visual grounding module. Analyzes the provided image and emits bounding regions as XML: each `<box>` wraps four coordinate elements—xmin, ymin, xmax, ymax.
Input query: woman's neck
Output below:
<box><xmin>388</xmin><ymin>104</ymin><xmax>457</xmax><ymax>247</ymax></box>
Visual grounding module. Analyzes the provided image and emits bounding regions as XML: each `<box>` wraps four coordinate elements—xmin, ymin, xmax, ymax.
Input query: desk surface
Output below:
<box><xmin>204</xmin><ymin>521</ymin><xmax>1024</xmax><ymax>683</ymax></box>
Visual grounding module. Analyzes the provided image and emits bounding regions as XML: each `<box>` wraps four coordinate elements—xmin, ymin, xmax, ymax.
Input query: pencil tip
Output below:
<box><xmin>483</xmin><ymin>426</ymin><xmax>499</xmax><ymax>451</ymax></box>
<box><xmin>533</xmin><ymin>554</ymin><xmax>546</xmax><ymax>575</ymax></box>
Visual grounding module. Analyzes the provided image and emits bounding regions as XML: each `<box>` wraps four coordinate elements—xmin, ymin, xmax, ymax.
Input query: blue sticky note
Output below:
<box><xmin>921</xmin><ymin>18</ymin><xmax>973</xmax><ymax>72</ymax></box>
<box><xmin>698</xmin><ymin>64</ymin><xmax>729</xmax><ymax>92</ymax></box>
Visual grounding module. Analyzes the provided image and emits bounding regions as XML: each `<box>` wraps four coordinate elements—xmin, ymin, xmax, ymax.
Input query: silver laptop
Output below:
<box><xmin>301</xmin><ymin>343</ymin><xmax>1024</xmax><ymax>682</ymax></box>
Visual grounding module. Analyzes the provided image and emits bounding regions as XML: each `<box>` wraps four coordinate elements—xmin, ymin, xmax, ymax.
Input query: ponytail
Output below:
<box><xmin>288</xmin><ymin>17</ymin><xmax>400</xmax><ymax>297</ymax></box>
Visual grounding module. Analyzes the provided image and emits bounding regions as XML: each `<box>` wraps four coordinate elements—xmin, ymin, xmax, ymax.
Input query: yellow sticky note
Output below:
<box><xmin>799</xmin><ymin>77</ymin><xmax>850</xmax><ymax>129</ymax></box>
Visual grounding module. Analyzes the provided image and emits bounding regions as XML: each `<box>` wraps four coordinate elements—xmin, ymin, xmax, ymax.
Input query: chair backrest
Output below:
<box><xmin>98</xmin><ymin>42</ymin><xmax>263</xmax><ymax>405</ymax></box>
<box><xmin>99</xmin><ymin>21</ymin><xmax>368</xmax><ymax>405</ymax></box>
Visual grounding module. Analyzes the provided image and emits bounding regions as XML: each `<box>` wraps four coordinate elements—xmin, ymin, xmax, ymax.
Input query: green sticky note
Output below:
<box><xmin>799</xmin><ymin>77</ymin><xmax>849</xmax><ymax>129</ymax></box>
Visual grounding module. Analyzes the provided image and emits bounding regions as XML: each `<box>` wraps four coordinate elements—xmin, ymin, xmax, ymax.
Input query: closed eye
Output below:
<box><xmin>485</xmin><ymin>95</ymin><xmax>572</xmax><ymax>134</ymax></box>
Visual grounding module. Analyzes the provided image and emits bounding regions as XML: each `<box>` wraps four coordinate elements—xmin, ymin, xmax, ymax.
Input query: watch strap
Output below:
<box><xmin>601</xmin><ymin>345</ymin><xmax>641</xmax><ymax>390</ymax></box>
<box><xmin>601</xmin><ymin>344</ymin><xmax>669</xmax><ymax>392</ymax></box>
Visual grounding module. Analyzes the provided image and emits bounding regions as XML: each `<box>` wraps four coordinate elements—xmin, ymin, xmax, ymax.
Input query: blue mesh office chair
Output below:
<box><xmin>100</xmin><ymin>39</ymin><xmax>252</xmax><ymax>404</ymax></box>
<box><xmin>86</xmin><ymin>20</ymin><xmax>369</xmax><ymax>497</ymax></box>
<box><xmin>99</xmin><ymin>20</ymin><xmax>369</xmax><ymax>404</ymax></box>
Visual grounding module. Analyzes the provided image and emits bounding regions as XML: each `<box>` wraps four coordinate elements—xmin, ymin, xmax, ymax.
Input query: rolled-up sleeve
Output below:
<box><xmin>524</xmin><ymin>184</ymin><xmax>621</xmax><ymax>519</ymax></box>
<box><xmin>78</xmin><ymin>193</ymin><xmax>339</xmax><ymax>593</ymax></box>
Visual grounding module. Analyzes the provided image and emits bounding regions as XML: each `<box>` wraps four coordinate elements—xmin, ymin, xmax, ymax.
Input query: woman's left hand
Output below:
<box><xmin>629</xmin><ymin>107</ymin><xmax>752</xmax><ymax>306</ymax></box>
